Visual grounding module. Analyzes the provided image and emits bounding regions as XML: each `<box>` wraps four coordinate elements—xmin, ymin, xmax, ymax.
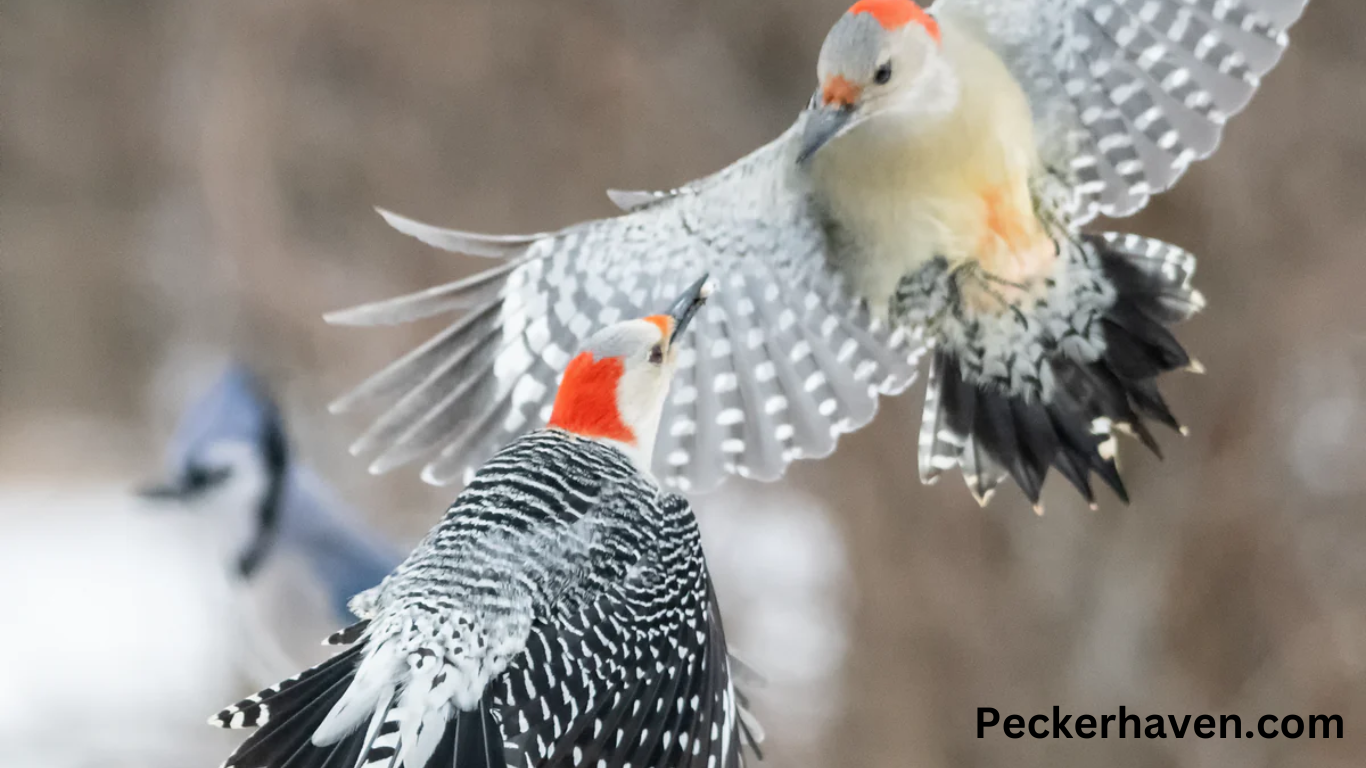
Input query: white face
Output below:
<box><xmin>581</xmin><ymin>318</ymin><xmax>680</xmax><ymax>460</ymax></box>
<box><xmin>195</xmin><ymin>441</ymin><xmax>271</xmax><ymax>508</ymax></box>
<box><xmin>803</xmin><ymin>11</ymin><xmax>956</xmax><ymax>161</ymax></box>
<box><xmin>147</xmin><ymin>440</ymin><xmax>271</xmax><ymax>567</ymax></box>
<box><xmin>553</xmin><ymin>277</ymin><xmax>710</xmax><ymax>471</ymax></box>
<box><xmin>619</xmin><ymin>322</ymin><xmax>681</xmax><ymax>457</ymax></box>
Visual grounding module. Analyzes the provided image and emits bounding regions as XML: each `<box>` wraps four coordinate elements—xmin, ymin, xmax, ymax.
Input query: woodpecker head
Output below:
<box><xmin>798</xmin><ymin>0</ymin><xmax>952</xmax><ymax>164</ymax></box>
<box><xmin>547</xmin><ymin>275</ymin><xmax>712</xmax><ymax>469</ymax></box>
<box><xmin>139</xmin><ymin>364</ymin><xmax>289</xmax><ymax>579</ymax></box>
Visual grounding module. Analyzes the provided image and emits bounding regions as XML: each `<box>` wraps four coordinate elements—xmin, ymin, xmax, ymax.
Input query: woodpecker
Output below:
<box><xmin>212</xmin><ymin>278</ymin><xmax>762</xmax><ymax>768</ymax></box>
<box><xmin>329</xmin><ymin>0</ymin><xmax>1307</xmax><ymax>509</ymax></box>
<box><xmin>143</xmin><ymin>365</ymin><xmax>400</xmax><ymax>622</ymax></box>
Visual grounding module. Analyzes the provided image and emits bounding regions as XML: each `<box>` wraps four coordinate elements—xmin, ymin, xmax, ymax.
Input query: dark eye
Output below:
<box><xmin>185</xmin><ymin>464</ymin><xmax>232</xmax><ymax>491</ymax></box>
<box><xmin>874</xmin><ymin>62</ymin><xmax>893</xmax><ymax>85</ymax></box>
<box><xmin>649</xmin><ymin>344</ymin><xmax>664</xmax><ymax>365</ymax></box>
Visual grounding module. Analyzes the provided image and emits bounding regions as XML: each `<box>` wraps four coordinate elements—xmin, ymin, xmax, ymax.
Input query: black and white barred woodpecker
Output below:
<box><xmin>328</xmin><ymin>0</ymin><xmax>1306</xmax><ymax>510</ymax></box>
<box><xmin>211</xmin><ymin>277</ymin><xmax>763</xmax><ymax>768</ymax></box>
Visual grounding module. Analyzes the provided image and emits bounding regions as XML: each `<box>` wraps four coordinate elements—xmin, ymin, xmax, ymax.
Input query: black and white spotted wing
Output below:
<box><xmin>326</xmin><ymin>131</ymin><xmax>925</xmax><ymax>493</ymax></box>
<box><xmin>935</xmin><ymin>0</ymin><xmax>1309</xmax><ymax>221</ymax></box>
<box><xmin>493</xmin><ymin>496</ymin><xmax>752</xmax><ymax>767</ymax></box>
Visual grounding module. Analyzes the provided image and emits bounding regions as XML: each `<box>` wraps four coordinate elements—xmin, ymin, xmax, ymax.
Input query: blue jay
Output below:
<box><xmin>141</xmin><ymin>364</ymin><xmax>401</xmax><ymax>644</ymax></box>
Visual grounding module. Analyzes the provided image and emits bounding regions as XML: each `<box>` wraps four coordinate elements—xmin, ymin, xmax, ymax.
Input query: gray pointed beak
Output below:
<box><xmin>137</xmin><ymin>465</ymin><xmax>232</xmax><ymax>503</ymax></box>
<box><xmin>666</xmin><ymin>274</ymin><xmax>712</xmax><ymax>343</ymax></box>
<box><xmin>797</xmin><ymin>102</ymin><xmax>856</xmax><ymax>165</ymax></box>
<box><xmin>137</xmin><ymin>479</ymin><xmax>191</xmax><ymax>502</ymax></box>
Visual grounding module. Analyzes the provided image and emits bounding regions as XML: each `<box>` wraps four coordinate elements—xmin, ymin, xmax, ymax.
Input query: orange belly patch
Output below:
<box><xmin>966</xmin><ymin>184</ymin><xmax>1057</xmax><ymax>313</ymax></box>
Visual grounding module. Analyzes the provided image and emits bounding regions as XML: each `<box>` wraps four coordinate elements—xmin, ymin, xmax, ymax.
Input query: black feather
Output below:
<box><xmin>326</xmin><ymin>620</ymin><xmax>370</xmax><ymax>646</ymax></box>
<box><xmin>453</xmin><ymin>699</ymin><xmax>506</xmax><ymax>768</ymax></box>
<box><xmin>1094</xmin><ymin>244</ymin><xmax>1201</xmax><ymax>326</ymax></box>
<box><xmin>939</xmin><ymin>352</ymin><xmax>976</xmax><ymax>438</ymax></box>
<box><xmin>1078</xmin><ymin>363</ymin><xmax>1162</xmax><ymax>456</ymax></box>
<box><xmin>1099</xmin><ymin>320</ymin><xmax>1168</xmax><ymax>381</ymax></box>
<box><xmin>973</xmin><ymin>388</ymin><xmax>1032</xmax><ymax>501</ymax></box>
<box><xmin>1122</xmin><ymin>376</ymin><xmax>1183</xmax><ymax>433</ymax></box>
<box><xmin>1105</xmin><ymin>303</ymin><xmax>1189</xmax><ymax>371</ymax></box>
<box><xmin>214</xmin><ymin>644</ymin><xmax>362</xmax><ymax>730</ymax></box>
<box><xmin>1009</xmin><ymin>397</ymin><xmax>1057</xmax><ymax>503</ymax></box>
<box><xmin>1045</xmin><ymin>392</ymin><xmax>1130</xmax><ymax>504</ymax></box>
<box><xmin>1090</xmin><ymin>453</ymin><xmax>1129</xmax><ymax>504</ymax></box>
<box><xmin>1051</xmin><ymin>445</ymin><xmax>1095</xmax><ymax>503</ymax></box>
<box><xmin>219</xmin><ymin>646</ymin><xmax>364</xmax><ymax>768</ymax></box>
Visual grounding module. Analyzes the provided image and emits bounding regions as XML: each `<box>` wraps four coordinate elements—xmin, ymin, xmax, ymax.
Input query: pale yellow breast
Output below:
<box><xmin>809</xmin><ymin>19</ymin><xmax>1055</xmax><ymax>314</ymax></box>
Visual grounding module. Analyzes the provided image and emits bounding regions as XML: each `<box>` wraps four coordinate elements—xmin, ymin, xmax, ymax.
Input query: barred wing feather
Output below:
<box><xmin>934</xmin><ymin>0</ymin><xmax>1308</xmax><ymax>222</ymax></box>
<box><xmin>328</xmin><ymin>129</ymin><xmax>926</xmax><ymax>491</ymax></box>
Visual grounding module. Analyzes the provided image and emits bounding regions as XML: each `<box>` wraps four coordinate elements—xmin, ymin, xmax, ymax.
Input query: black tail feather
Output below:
<box><xmin>453</xmin><ymin>699</ymin><xmax>506</xmax><ymax>768</ymax></box>
<box><xmin>1124</xmin><ymin>376</ymin><xmax>1182</xmax><ymax>433</ymax></box>
<box><xmin>1050</xmin><ymin>441</ymin><xmax>1095</xmax><ymax>502</ymax></box>
<box><xmin>1010</xmin><ymin>397</ymin><xmax>1057</xmax><ymax>501</ymax></box>
<box><xmin>1046</xmin><ymin>388</ymin><xmax>1129</xmax><ymax>504</ymax></box>
<box><xmin>918</xmin><ymin>232</ymin><xmax>1202</xmax><ymax>509</ymax></box>
<box><xmin>215</xmin><ymin>645</ymin><xmax>364</xmax><ymax>768</ymax></box>
<box><xmin>325</xmin><ymin>619</ymin><xmax>370</xmax><ymax>647</ymax></box>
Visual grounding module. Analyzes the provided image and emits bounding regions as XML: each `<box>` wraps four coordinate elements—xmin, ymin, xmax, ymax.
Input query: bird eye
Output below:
<box><xmin>874</xmin><ymin>62</ymin><xmax>893</xmax><ymax>85</ymax></box>
<box><xmin>648</xmin><ymin>344</ymin><xmax>664</xmax><ymax>365</ymax></box>
<box><xmin>185</xmin><ymin>464</ymin><xmax>232</xmax><ymax>491</ymax></box>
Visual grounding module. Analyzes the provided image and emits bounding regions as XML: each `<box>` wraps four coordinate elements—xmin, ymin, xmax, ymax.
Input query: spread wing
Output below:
<box><xmin>933</xmin><ymin>0</ymin><xmax>1308</xmax><ymax>222</ymax></box>
<box><xmin>328</xmin><ymin>129</ymin><xmax>925</xmax><ymax>492</ymax></box>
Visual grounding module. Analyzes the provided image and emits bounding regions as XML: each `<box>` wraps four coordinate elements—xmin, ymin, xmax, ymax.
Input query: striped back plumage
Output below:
<box><xmin>212</xmin><ymin>430</ymin><xmax>755</xmax><ymax>768</ymax></box>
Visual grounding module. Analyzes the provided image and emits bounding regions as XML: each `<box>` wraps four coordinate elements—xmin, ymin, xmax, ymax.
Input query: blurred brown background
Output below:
<box><xmin>1</xmin><ymin>1</ymin><xmax>1363</xmax><ymax>766</ymax></box>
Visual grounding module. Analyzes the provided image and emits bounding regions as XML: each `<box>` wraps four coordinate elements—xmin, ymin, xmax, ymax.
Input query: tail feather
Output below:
<box><xmin>281</xmin><ymin>732</ymin><xmax>366</xmax><ymax>768</ymax></box>
<box><xmin>213</xmin><ymin>645</ymin><xmax>363</xmax><ymax>731</ymax></box>
<box><xmin>916</xmin><ymin>232</ymin><xmax>1201</xmax><ymax>508</ymax></box>
<box><xmin>1125</xmin><ymin>376</ymin><xmax>1182</xmax><ymax>433</ymax></box>
<box><xmin>1050</xmin><ymin>385</ymin><xmax>1130</xmax><ymax>504</ymax></box>
<box><xmin>1046</xmin><ymin>427</ymin><xmax>1095</xmax><ymax>504</ymax></box>
<box><xmin>213</xmin><ymin>645</ymin><xmax>364</xmax><ymax>768</ymax></box>
<box><xmin>1009</xmin><ymin>396</ymin><xmax>1057</xmax><ymax>503</ymax></box>
<box><xmin>215</xmin><ymin>643</ymin><xmax>511</xmax><ymax>768</ymax></box>
<box><xmin>452</xmin><ymin>701</ymin><xmax>505</xmax><ymax>768</ymax></box>
<box><xmin>326</xmin><ymin>620</ymin><xmax>371</xmax><ymax>647</ymax></box>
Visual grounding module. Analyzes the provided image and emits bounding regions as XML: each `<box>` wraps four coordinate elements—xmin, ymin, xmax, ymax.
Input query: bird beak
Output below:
<box><xmin>136</xmin><ymin>477</ymin><xmax>193</xmax><ymax>503</ymax></box>
<box><xmin>797</xmin><ymin>97</ymin><xmax>857</xmax><ymax>165</ymax></box>
<box><xmin>666</xmin><ymin>274</ymin><xmax>712</xmax><ymax>343</ymax></box>
<box><xmin>136</xmin><ymin>465</ymin><xmax>231</xmax><ymax>503</ymax></box>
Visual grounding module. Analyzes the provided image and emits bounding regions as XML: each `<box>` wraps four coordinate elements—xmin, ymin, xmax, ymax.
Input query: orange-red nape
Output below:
<box><xmin>849</xmin><ymin>0</ymin><xmax>940</xmax><ymax>41</ymax></box>
<box><xmin>547</xmin><ymin>351</ymin><xmax>634</xmax><ymax>444</ymax></box>
<box><xmin>642</xmin><ymin>314</ymin><xmax>674</xmax><ymax>339</ymax></box>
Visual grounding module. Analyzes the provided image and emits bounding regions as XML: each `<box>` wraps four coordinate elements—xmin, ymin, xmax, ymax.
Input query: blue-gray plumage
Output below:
<box><xmin>143</xmin><ymin>364</ymin><xmax>400</xmax><ymax>624</ymax></box>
